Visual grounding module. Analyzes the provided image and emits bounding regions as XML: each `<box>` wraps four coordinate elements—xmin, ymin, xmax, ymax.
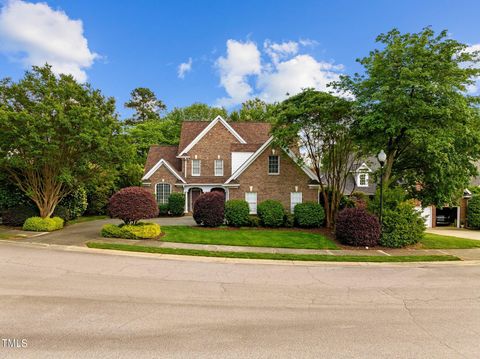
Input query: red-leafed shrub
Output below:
<box><xmin>193</xmin><ymin>192</ymin><xmax>225</xmax><ymax>227</ymax></box>
<box><xmin>107</xmin><ymin>187</ymin><xmax>159</xmax><ymax>224</ymax></box>
<box><xmin>335</xmin><ymin>208</ymin><xmax>381</xmax><ymax>247</ymax></box>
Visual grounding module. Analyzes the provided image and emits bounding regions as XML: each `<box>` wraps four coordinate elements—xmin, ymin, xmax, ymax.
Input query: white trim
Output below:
<box><xmin>178</xmin><ymin>116</ymin><xmax>246</xmax><ymax>155</ymax></box>
<box><xmin>191</xmin><ymin>159</ymin><xmax>201</xmax><ymax>176</ymax></box>
<box><xmin>225</xmin><ymin>136</ymin><xmax>318</xmax><ymax>183</ymax></box>
<box><xmin>357</xmin><ymin>173</ymin><xmax>369</xmax><ymax>187</ymax></box>
<box><xmin>354</xmin><ymin>162</ymin><xmax>372</xmax><ymax>173</ymax></box>
<box><xmin>142</xmin><ymin>159</ymin><xmax>186</xmax><ymax>183</ymax></box>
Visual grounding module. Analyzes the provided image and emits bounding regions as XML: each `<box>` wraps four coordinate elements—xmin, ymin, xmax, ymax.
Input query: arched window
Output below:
<box><xmin>156</xmin><ymin>183</ymin><xmax>171</xmax><ymax>204</ymax></box>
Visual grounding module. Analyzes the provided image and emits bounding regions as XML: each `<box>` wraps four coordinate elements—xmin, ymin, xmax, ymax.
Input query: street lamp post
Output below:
<box><xmin>377</xmin><ymin>150</ymin><xmax>387</xmax><ymax>226</ymax></box>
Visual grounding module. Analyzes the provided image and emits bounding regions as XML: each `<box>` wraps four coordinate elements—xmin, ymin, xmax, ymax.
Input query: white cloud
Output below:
<box><xmin>0</xmin><ymin>0</ymin><xmax>97</xmax><ymax>82</ymax></box>
<box><xmin>215</xmin><ymin>38</ymin><xmax>343</xmax><ymax>107</ymax></box>
<box><xmin>215</xmin><ymin>40</ymin><xmax>261</xmax><ymax>107</ymax></box>
<box><xmin>178</xmin><ymin>57</ymin><xmax>192</xmax><ymax>79</ymax></box>
<box><xmin>257</xmin><ymin>55</ymin><xmax>341</xmax><ymax>103</ymax></box>
<box><xmin>464</xmin><ymin>44</ymin><xmax>480</xmax><ymax>94</ymax></box>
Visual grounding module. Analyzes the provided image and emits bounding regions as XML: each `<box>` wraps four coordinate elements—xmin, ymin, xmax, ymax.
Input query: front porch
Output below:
<box><xmin>177</xmin><ymin>185</ymin><xmax>232</xmax><ymax>213</ymax></box>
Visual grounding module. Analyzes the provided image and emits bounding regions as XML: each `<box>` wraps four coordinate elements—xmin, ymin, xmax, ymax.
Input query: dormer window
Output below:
<box><xmin>268</xmin><ymin>155</ymin><xmax>280</xmax><ymax>175</ymax></box>
<box><xmin>358</xmin><ymin>172</ymin><xmax>368</xmax><ymax>187</ymax></box>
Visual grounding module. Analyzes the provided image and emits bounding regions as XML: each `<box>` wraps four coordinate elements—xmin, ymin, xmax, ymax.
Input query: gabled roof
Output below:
<box><xmin>144</xmin><ymin>145</ymin><xmax>181</xmax><ymax>174</ymax></box>
<box><xmin>230</xmin><ymin>122</ymin><xmax>272</xmax><ymax>144</ymax></box>
<box><xmin>142</xmin><ymin>158</ymin><xmax>186</xmax><ymax>183</ymax></box>
<box><xmin>225</xmin><ymin>136</ymin><xmax>318</xmax><ymax>184</ymax></box>
<box><xmin>178</xmin><ymin>116</ymin><xmax>246</xmax><ymax>156</ymax></box>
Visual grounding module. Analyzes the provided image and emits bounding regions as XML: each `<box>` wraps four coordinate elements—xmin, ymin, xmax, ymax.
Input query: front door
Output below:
<box><xmin>190</xmin><ymin>188</ymin><xmax>203</xmax><ymax>212</ymax></box>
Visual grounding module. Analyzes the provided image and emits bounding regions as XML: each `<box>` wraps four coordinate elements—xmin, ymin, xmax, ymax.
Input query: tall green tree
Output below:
<box><xmin>0</xmin><ymin>65</ymin><xmax>125</xmax><ymax>218</ymax></box>
<box><xmin>124</xmin><ymin>87</ymin><xmax>166</xmax><ymax>125</ymax></box>
<box><xmin>230</xmin><ymin>98</ymin><xmax>275</xmax><ymax>122</ymax></box>
<box><xmin>272</xmin><ymin>89</ymin><xmax>360</xmax><ymax>228</ymax></box>
<box><xmin>165</xmin><ymin>103</ymin><xmax>227</xmax><ymax>122</ymax></box>
<box><xmin>334</xmin><ymin>28</ymin><xmax>480</xmax><ymax>206</ymax></box>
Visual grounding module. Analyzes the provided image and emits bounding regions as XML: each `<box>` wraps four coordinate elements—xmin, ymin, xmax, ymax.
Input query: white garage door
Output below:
<box><xmin>415</xmin><ymin>206</ymin><xmax>432</xmax><ymax>228</ymax></box>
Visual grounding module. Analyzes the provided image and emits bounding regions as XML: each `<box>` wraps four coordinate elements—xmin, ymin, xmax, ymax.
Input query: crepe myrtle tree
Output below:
<box><xmin>0</xmin><ymin>65</ymin><xmax>126</xmax><ymax>218</ymax></box>
<box><xmin>333</xmin><ymin>27</ymin><xmax>480</xmax><ymax>206</ymax></box>
<box><xmin>272</xmin><ymin>89</ymin><xmax>362</xmax><ymax>228</ymax></box>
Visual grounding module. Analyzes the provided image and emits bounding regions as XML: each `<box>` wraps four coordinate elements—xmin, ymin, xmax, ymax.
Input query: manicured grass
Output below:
<box><xmin>86</xmin><ymin>242</ymin><xmax>460</xmax><ymax>262</ymax></box>
<box><xmin>420</xmin><ymin>233</ymin><xmax>480</xmax><ymax>249</ymax></box>
<box><xmin>160</xmin><ymin>226</ymin><xmax>338</xmax><ymax>249</ymax></box>
<box><xmin>68</xmin><ymin>215</ymin><xmax>107</xmax><ymax>225</ymax></box>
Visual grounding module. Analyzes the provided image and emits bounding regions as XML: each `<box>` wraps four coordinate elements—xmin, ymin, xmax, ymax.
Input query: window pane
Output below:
<box><xmin>268</xmin><ymin>156</ymin><xmax>279</xmax><ymax>174</ymax></box>
<box><xmin>290</xmin><ymin>192</ymin><xmax>302</xmax><ymax>213</ymax></box>
<box><xmin>214</xmin><ymin>160</ymin><xmax>223</xmax><ymax>176</ymax></box>
<box><xmin>156</xmin><ymin>184</ymin><xmax>171</xmax><ymax>204</ymax></box>
<box><xmin>245</xmin><ymin>192</ymin><xmax>257</xmax><ymax>214</ymax></box>
<box><xmin>192</xmin><ymin>160</ymin><xmax>201</xmax><ymax>175</ymax></box>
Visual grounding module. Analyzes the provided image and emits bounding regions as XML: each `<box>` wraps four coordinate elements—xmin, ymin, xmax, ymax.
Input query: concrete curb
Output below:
<box><xmin>1</xmin><ymin>239</ymin><xmax>479</xmax><ymax>267</ymax></box>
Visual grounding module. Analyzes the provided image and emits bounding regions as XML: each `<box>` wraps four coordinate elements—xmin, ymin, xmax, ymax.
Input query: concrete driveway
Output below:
<box><xmin>427</xmin><ymin>227</ymin><xmax>480</xmax><ymax>241</ymax></box>
<box><xmin>0</xmin><ymin>242</ymin><xmax>479</xmax><ymax>358</ymax></box>
<box><xmin>23</xmin><ymin>216</ymin><xmax>196</xmax><ymax>246</ymax></box>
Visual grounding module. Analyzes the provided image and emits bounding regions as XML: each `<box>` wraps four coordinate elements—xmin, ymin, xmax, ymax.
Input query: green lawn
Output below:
<box><xmin>86</xmin><ymin>242</ymin><xmax>459</xmax><ymax>262</ymax></box>
<box><xmin>68</xmin><ymin>215</ymin><xmax>107</xmax><ymax>225</ymax></box>
<box><xmin>160</xmin><ymin>226</ymin><xmax>338</xmax><ymax>250</ymax></box>
<box><xmin>420</xmin><ymin>233</ymin><xmax>480</xmax><ymax>249</ymax></box>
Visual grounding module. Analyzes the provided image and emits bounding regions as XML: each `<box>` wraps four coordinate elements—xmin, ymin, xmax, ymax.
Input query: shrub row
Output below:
<box><xmin>101</xmin><ymin>222</ymin><xmax>161</xmax><ymax>239</ymax></box>
<box><xmin>158</xmin><ymin>193</ymin><xmax>185</xmax><ymax>217</ymax></box>
<box><xmin>23</xmin><ymin>217</ymin><xmax>64</xmax><ymax>232</ymax></box>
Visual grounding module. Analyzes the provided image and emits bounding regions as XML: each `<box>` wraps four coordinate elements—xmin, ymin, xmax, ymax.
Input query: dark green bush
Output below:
<box><xmin>225</xmin><ymin>200</ymin><xmax>250</xmax><ymax>227</ymax></box>
<box><xmin>58</xmin><ymin>187</ymin><xmax>88</xmax><ymax>220</ymax></box>
<box><xmin>257</xmin><ymin>200</ymin><xmax>285</xmax><ymax>227</ymax></box>
<box><xmin>467</xmin><ymin>195</ymin><xmax>480</xmax><ymax>229</ymax></box>
<box><xmin>53</xmin><ymin>205</ymin><xmax>70</xmax><ymax>222</ymax></box>
<box><xmin>168</xmin><ymin>192</ymin><xmax>185</xmax><ymax>216</ymax></box>
<box><xmin>368</xmin><ymin>186</ymin><xmax>406</xmax><ymax>215</ymax></box>
<box><xmin>248</xmin><ymin>215</ymin><xmax>260</xmax><ymax>227</ymax></box>
<box><xmin>294</xmin><ymin>202</ymin><xmax>325</xmax><ymax>228</ymax></box>
<box><xmin>283</xmin><ymin>211</ymin><xmax>294</xmax><ymax>228</ymax></box>
<box><xmin>0</xmin><ymin>181</ymin><xmax>32</xmax><ymax>212</ymax></box>
<box><xmin>335</xmin><ymin>208</ymin><xmax>381</xmax><ymax>247</ymax></box>
<box><xmin>158</xmin><ymin>204</ymin><xmax>169</xmax><ymax>216</ymax></box>
<box><xmin>380</xmin><ymin>202</ymin><xmax>425</xmax><ymax>248</ymax></box>
<box><xmin>2</xmin><ymin>205</ymin><xmax>38</xmax><ymax>227</ymax></box>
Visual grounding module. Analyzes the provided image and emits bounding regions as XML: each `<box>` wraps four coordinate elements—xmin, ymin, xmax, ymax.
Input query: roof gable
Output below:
<box><xmin>144</xmin><ymin>145</ymin><xmax>181</xmax><ymax>174</ymax></box>
<box><xmin>142</xmin><ymin>159</ymin><xmax>186</xmax><ymax>183</ymax></box>
<box><xmin>178</xmin><ymin>116</ymin><xmax>246</xmax><ymax>156</ymax></box>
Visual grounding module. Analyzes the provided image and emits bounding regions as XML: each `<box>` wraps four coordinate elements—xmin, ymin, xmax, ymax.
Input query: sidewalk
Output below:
<box><xmin>87</xmin><ymin>237</ymin><xmax>480</xmax><ymax>261</ymax></box>
<box><xmin>426</xmin><ymin>227</ymin><xmax>480</xmax><ymax>241</ymax></box>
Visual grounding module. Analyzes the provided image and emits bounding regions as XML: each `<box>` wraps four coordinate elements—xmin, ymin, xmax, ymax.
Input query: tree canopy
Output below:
<box><xmin>124</xmin><ymin>87</ymin><xmax>166</xmax><ymax>125</ymax></box>
<box><xmin>230</xmin><ymin>98</ymin><xmax>275</xmax><ymax>122</ymax></box>
<box><xmin>334</xmin><ymin>27</ymin><xmax>480</xmax><ymax>206</ymax></box>
<box><xmin>0</xmin><ymin>65</ymin><xmax>127</xmax><ymax>217</ymax></box>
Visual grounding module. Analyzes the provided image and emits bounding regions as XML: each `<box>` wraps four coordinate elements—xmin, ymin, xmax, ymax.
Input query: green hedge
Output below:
<box><xmin>225</xmin><ymin>200</ymin><xmax>250</xmax><ymax>227</ymax></box>
<box><xmin>257</xmin><ymin>200</ymin><xmax>285</xmax><ymax>227</ymax></box>
<box><xmin>380</xmin><ymin>202</ymin><xmax>425</xmax><ymax>248</ymax></box>
<box><xmin>158</xmin><ymin>204</ymin><xmax>169</xmax><ymax>216</ymax></box>
<box><xmin>467</xmin><ymin>196</ymin><xmax>480</xmax><ymax>229</ymax></box>
<box><xmin>168</xmin><ymin>192</ymin><xmax>185</xmax><ymax>216</ymax></box>
<box><xmin>23</xmin><ymin>217</ymin><xmax>64</xmax><ymax>232</ymax></box>
<box><xmin>294</xmin><ymin>202</ymin><xmax>325</xmax><ymax>228</ymax></box>
<box><xmin>101</xmin><ymin>222</ymin><xmax>161</xmax><ymax>239</ymax></box>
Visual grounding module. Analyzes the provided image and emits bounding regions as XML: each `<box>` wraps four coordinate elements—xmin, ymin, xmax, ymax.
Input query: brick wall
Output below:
<box><xmin>143</xmin><ymin>166</ymin><xmax>182</xmax><ymax>198</ymax></box>
<box><xmin>229</xmin><ymin>145</ymin><xmax>318</xmax><ymax>209</ymax></box>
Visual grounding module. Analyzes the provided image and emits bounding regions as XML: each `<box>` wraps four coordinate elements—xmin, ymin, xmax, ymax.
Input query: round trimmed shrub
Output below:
<box><xmin>168</xmin><ymin>192</ymin><xmax>185</xmax><ymax>216</ymax></box>
<box><xmin>248</xmin><ymin>215</ymin><xmax>260</xmax><ymax>227</ymax></box>
<box><xmin>107</xmin><ymin>186</ymin><xmax>159</xmax><ymax>224</ymax></box>
<box><xmin>193</xmin><ymin>192</ymin><xmax>225</xmax><ymax>227</ymax></box>
<box><xmin>380</xmin><ymin>202</ymin><xmax>425</xmax><ymax>248</ymax></box>
<box><xmin>335</xmin><ymin>208</ymin><xmax>381</xmax><ymax>247</ymax></box>
<box><xmin>1</xmin><ymin>205</ymin><xmax>38</xmax><ymax>227</ymax></box>
<box><xmin>294</xmin><ymin>202</ymin><xmax>325</xmax><ymax>228</ymax></box>
<box><xmin>23</xmin><ymin>216</ymin><xmax>64</xmax><ymax>232</ymax></box>
<box><xmin>225</xmin><ymin>200</ymin><xmax>250</xmax><ymax>227</ymax></box>
<box><xmin>467</xmin><ymin>195</ymin><xmax>480</xmax><ymax>229</ymax></box>
<box><xmin>283</xmin><ymin>212</ymin><xmax>294</xmax><ymax>228</ymax></box>
<box><xmin>257</xmin><ymin>200</ymin><xmax>284</xmax><ymax>227</ymax></box>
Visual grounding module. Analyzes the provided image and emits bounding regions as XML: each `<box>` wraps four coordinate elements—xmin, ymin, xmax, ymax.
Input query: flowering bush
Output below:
<box><xmin>193</xmin><ymin>192</ymin><xmax>225</xmax><ymax>227</ymax></box>
<box><xmin>107</xmin><ymin>187</ymin><xmax>158</xmax><ymax>224</ymax></box>
<box><xmin>335</xmin><ymin>208</ymin><xmax>381</xmax><ymax>247</ymax></box>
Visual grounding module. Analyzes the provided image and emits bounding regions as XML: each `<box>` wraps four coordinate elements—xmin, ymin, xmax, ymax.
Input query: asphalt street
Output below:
<box><xmin>0</xmin><ymin>242</ymin><xmax>479</xmax><ymax>358</ymax></box>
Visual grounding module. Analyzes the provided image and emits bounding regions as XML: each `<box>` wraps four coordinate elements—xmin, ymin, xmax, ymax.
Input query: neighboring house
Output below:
<box><xmin>344</xmin><ymin>161</ymin><xmax>377</xmax><ymax>196</ymax></box>
<box><xmin>142</xmin><ymin>116</ymin><xmax>319</xmax><ymax>214</ymax></box>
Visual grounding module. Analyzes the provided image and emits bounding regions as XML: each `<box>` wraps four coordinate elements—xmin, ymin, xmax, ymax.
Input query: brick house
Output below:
<box><xmin>142</xmin><ymin>116</ymin><xmax>319</xmax><ymax>213</ymax></box>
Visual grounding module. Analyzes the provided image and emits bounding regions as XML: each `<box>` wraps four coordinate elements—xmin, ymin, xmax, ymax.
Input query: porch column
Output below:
<box><xmin>184</xmin><ymin>187</ymin><xmax>189</xmax><ymax>213</ymax></box>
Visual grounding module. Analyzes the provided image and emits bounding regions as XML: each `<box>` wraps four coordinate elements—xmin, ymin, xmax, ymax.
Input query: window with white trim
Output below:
<box><xmin>358</xmin><ymin>172</ymin><xmax>368</xmax><ymax>187</ymax></box>
<box><xmin>245</xmin><ymin>192</ymin><xmax>258</xmax><ymax>214</ymax></box>
<box><xmin>214</xmin><ymin>159</ymin><xmax>224</xmax><ymax>176</ymax></box>
<box><xmin>290</xmin><ymin>192</ymin><xmax>302</xmax><ymax>213</ymax></box>
<box><xmin>156</xmin><ymin>183</ymin><xmax>171</xmax><ymax>204</ymax></box>
<box><xmin>192</xmin><ymin>159</ymin><xmax>201</xmax><ymax>176</ymax></box>
<box><xmin>268</xmin><ymin>155</ymin><xmax>279</xmax><ymax>175</ymax></box>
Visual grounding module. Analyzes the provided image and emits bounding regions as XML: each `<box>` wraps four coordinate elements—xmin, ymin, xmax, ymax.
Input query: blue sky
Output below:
<box><xmin>0</xmin><ymin>0</ymin><xmax>479</xmax><ymax>118</ymax></box>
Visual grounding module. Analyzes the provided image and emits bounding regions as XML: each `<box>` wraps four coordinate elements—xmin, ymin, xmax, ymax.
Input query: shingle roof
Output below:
<box><xmin>177</xmin><ymin>121</ymin><xmax>210</xmax><ymax>155</ymax></box>
<box><xmin>144</xmin><ymin>145</ymin><xmax>182</xmax><ymax>175</ymax></box>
